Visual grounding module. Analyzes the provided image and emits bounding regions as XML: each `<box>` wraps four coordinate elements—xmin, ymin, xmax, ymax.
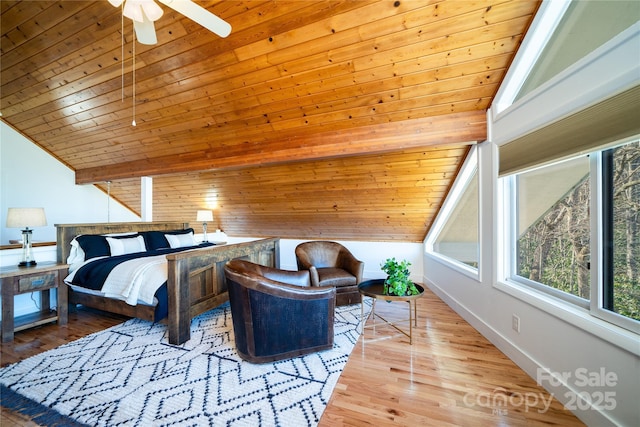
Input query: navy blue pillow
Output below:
<box><xmin>141</xmin><ymin>228</ymin><xmax>194</xmax><ymax>250</ymax></box>
<box><xmin>76</xmin><ymin>235</ymin><xmax>110</xmax><ymax>259</ymax></box>
<box><xmin>76</xmin><ymin>233</ymin><xmax>139</xmax><ymax>259</ymax></box>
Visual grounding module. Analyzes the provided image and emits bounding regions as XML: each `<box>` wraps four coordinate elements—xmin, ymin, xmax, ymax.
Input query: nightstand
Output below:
<box><xmin>0</xmin><ymin>262</ymin><xmax>69</xmax><ymax>342</ymax></box>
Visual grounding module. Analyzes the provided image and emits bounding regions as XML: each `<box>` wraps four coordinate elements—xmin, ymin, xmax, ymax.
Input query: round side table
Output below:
<box><xmin>358</xmin><ymin>279</ymin><xmax>424</xmax><ymax>344</ymax></box>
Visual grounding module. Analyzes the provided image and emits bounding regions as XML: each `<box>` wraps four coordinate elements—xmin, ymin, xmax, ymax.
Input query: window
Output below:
<box><xmin>603</xmin><ymin>141</ymin><xmax>640</xmax><ymax>321</ymax></box>
<box><xmin>513</xmin><ymin>1</ymin><xmax>639</xmax><ymax>104</ymax></box>
<box><xmin>427</xmin><ymin>147</ymin><xmax>478</xmax><ymax>271</ymax></box>
<box><xmin>505</xmin><ymin>139</ymin><xmax>640</xmax><ymax>331</ymax></box>
<box><xmin>515</xmin><ymin>156</ymin><xmax>590</xmax><ymax>306</ymax></box>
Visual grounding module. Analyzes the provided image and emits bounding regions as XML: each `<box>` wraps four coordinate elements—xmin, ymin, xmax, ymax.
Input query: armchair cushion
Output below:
<box><xmin>315</xmin><ymin>267</ymin><xmax>357</xmax><ymax>287</ymax></box>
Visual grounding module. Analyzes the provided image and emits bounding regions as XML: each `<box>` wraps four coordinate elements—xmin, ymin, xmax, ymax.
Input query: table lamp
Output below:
<box><xmin>196</xmin><ymin>210</ymin><xmax>214</xmax><ymax>242</ymax></box>
<box><xmin>6</xmin><ymin>207</ymin><xmax>47</xmax><ymax>267</ymax></box>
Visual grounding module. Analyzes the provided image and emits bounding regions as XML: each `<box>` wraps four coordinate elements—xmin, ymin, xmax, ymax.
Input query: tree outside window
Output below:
<box><xmin>514</xmin><ymin>140</ymin><xmax>639</xmax><ymax>322</ymax></box>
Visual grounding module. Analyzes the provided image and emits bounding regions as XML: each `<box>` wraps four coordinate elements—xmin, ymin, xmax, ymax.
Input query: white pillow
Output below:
<box><xmin>67</xmin><ymin>238</ymin><xmax>86</xmax><ymax>272</ymax></box>
<box><xmin>106</xmin><ymin>235</ymin><xmax>146</xmax><ymax>256</ymax></box>
<box><xmin>165</xmin><ymin>232</ymin><xmax>197</xmax><ymax>248</ymax></box>
<box><xmin>67</xmin><ymin>238</ymin><xmax>84</xmax><ymax>264</ymax></box>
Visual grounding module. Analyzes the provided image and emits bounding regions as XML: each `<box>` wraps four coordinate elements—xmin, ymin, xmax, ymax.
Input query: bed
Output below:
<box><xmin>56</xmin><ymin>222</ymin><xmax>279</xmax><ymax>345</ymax></box>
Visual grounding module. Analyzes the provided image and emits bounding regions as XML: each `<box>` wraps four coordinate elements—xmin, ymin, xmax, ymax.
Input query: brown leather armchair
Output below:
<box><xmin>295</xmin><ymin>241</ymin><xmax>364</xmax><ymax>306</ymax></box>
<box><xmin>224</xmin><ymin>259</ymin><xmax>336</xmax><ymax>363</ymax></box>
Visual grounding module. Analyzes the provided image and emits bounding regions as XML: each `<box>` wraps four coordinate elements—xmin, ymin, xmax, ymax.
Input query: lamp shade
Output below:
<box><xmin>196</xmin><ymin>210</ymin><xmax>213</xmax><ymax>222</ymax></box>
<box><xmin>6</xmin><ymin>208</ymin><xmax>47</xmax><ymax>228</ymax></box>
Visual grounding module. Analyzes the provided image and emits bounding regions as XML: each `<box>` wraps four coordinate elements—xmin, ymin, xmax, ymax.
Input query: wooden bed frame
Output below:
<box><xmin>56</xmin><ymin>222</ymin><xmax>280</xmax><ymax>345</ymax></box>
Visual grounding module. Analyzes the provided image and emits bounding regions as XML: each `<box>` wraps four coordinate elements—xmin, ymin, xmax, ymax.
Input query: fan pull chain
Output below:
<box><xmin>120</xmin><ymin>3</ymin><xmax>124</xmax><ymax>103</ymax></box>
<box><xmin>132</xmin><ymin>27</ymin><xmax>137</xmax><ymax>127</ymax></box>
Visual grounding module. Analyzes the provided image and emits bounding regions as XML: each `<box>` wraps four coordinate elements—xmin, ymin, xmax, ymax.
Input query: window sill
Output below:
<box><xmin>427</xmin><ymin>251</ymin><xmax>480</xmax><ymax>282</ymax></box>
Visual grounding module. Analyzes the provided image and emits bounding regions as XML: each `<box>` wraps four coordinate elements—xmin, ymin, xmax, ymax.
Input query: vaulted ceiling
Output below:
<box><xmin>1</xmin><ymin>0</ymin><xmax>539</xmax><ymax>241</ymax></box>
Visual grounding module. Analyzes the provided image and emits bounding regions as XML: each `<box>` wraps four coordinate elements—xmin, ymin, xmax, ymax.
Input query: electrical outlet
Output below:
<box><xmin>512</xmin><ymin>314</ymin><xmax>520</xmax><ymax>333</ymax></box>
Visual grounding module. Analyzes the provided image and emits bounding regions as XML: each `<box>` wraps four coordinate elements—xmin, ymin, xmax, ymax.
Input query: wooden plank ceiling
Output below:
<box><xmin>1</xmin><ymin>0</ymin><xmax>539</xmax><ymax>242</ymax></box>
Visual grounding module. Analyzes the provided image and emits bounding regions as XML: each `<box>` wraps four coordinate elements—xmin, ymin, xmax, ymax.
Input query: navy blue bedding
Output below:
<box><xmin>71</xmin><ymin>243</ymin><xmax>215</xmax><ymax>321</ymax></box>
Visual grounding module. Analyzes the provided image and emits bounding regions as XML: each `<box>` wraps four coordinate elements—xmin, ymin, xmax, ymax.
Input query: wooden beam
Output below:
<box><xmin>75</xmin><ymin>112</ymin><xmax>485</xmax><ymax>183</ymax></box>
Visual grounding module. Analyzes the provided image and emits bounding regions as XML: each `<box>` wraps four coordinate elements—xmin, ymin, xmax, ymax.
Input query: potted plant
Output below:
<box><xmin>380</xmin><ymin>257</ymin><xmax>420</xmax><ymax>296</ymax></box>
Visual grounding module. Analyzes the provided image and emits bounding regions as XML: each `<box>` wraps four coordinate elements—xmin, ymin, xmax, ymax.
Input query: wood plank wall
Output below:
<box><xmin>103</xmin><ymin>144</ymin><xmax>471</xmax><ymax>242</ymax></box>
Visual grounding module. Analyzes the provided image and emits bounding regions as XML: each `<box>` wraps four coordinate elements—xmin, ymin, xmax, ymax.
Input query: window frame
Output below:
<box><xmin>500</xmin><ymin>146</ymin><xmax>639</xmax><ymax>335</ymax></box>
<box><xmin>512</xmin><ymin>156</ymin><xmax>591</xmax><ymax>310</ymax></box>
<box><xmin>590</xmin><ymin>150</ymin><xmax>640</xmax><ymax>333</ymax></box>
<box><xmin>425</xmin><ymin>145</ymin><xmax>480</xmax><ymax>281</ymax></box>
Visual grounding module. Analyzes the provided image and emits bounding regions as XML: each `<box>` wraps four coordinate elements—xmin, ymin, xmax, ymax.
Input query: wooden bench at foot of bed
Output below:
<box><xmin>56</xmin><ymin>222</ymin><xmax>279</xmax><ymax>345</ymax></box>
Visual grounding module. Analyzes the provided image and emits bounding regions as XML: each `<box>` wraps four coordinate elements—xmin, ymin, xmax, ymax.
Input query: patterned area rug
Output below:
<box><xmin>1</xmin><ymin>301</ymin><xmax>371</xmax><ymax>426</ymax></box>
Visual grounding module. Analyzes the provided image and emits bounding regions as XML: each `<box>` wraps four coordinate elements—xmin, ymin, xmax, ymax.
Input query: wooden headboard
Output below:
<box><xmin>55</xmin><ymin>222</ymin><xmax>190</xmax><ymax>263</ymax></box>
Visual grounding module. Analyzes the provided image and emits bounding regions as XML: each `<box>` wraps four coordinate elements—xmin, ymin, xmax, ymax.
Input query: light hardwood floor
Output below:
<box><xmin>1</xmin><ymin>287</ymin><xmax>584</xmax><ymax>426</ymax></box>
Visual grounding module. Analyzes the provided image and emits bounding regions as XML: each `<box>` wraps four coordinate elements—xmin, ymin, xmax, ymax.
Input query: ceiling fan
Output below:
<box><xmin>109</xmin><ymin>0</ymin><xmax>231</xmax><ymax>45</ymax></box>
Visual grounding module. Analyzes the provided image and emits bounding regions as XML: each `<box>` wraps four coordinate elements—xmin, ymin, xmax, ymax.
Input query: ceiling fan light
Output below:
<box><xmin>108</xmin><ymin>0</ymin><xmax>125</xmax><ymax>7</ymax></box>
<box><xmin>141</xmin><ymin>1</ymin><xmax>163</xmax><ymax>22</ymax></box>
<box><xmin>123</xmin><ymin>0</ymin><xmax>144</xmax><ymax>22</ymax></box>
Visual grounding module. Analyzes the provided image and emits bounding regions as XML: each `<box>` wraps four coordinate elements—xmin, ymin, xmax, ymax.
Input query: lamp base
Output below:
<box><xmin>18</xmin><ymin>260</ymin><xmax>37</xmax><ymax>267</ymax></box>
<box><xmin>18</xmin><ymin>228</ymin><xmax>37</xmax><ymax>267</ymax></box>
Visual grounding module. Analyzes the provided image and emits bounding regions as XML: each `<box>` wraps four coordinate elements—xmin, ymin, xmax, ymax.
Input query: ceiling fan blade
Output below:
<box><xmin>134</xmin><ymin>18</ymin><xmax>158</xmax><ymax>45</ymax></box>
<box><xmin>159</xmin><ymin>0</ymin><xmax>231</xmax><ymax>38</ymax></box>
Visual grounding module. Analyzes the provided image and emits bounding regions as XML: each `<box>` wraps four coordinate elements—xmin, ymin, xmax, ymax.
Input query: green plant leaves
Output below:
<box><xmin>380</xmin><ymin>257</ymin><xmax>419</xmax><ymax>296</ymax></box>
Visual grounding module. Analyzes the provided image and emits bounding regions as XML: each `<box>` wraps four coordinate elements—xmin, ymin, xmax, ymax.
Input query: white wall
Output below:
<box><xmin>0</xmin><ymin>122</ymin><xmax>140</xmax><ymax>245</ymax></box>
<box><xmin>279</xmin><ymin>238</ymin><xmax>423</xmax><ymax>282</ymax></box>
<box><xmin>0</xmin><ymin>121</ymin><xmax>140</xmax><ymax>317</ymax></box>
